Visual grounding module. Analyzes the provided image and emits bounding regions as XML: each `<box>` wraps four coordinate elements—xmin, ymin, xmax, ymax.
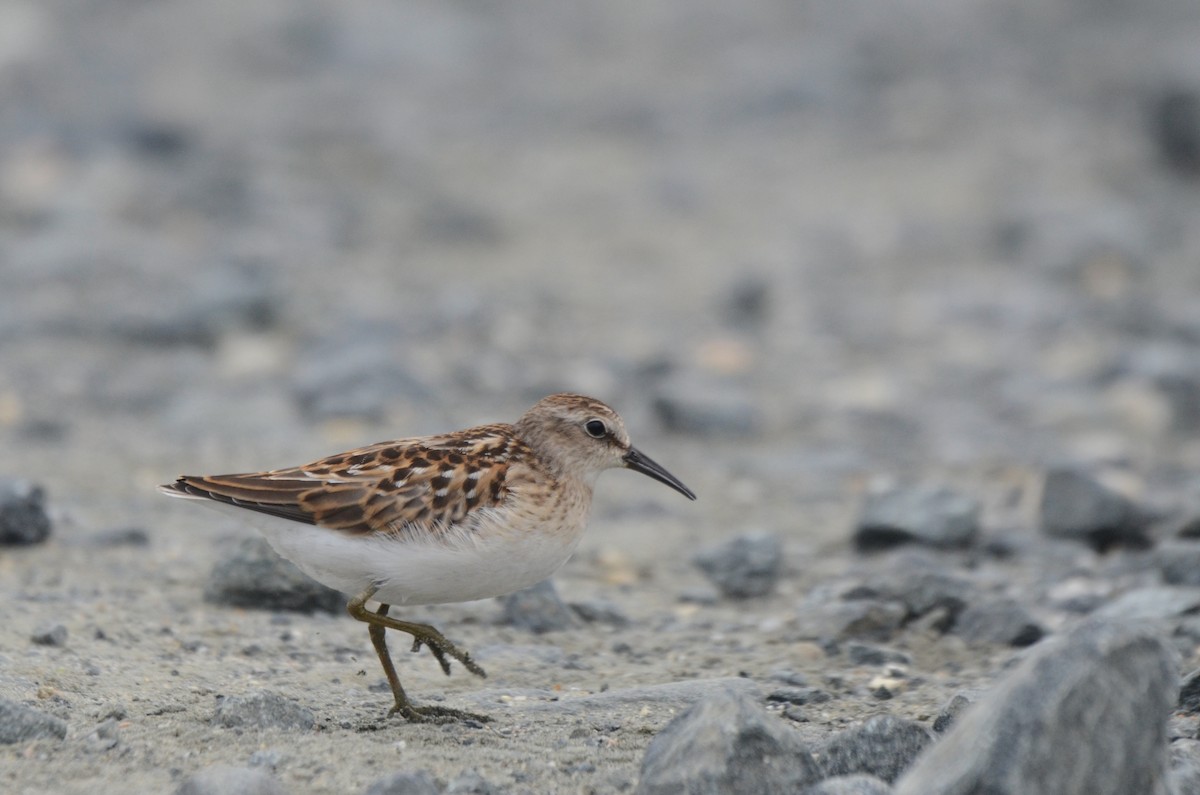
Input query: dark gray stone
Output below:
<box><xmin>932</xmin><ymin>693</ymin><xmax>974</xmax><ymax>734</ymax></box>
<box><xmin>1159</xmin><ymin>543</ymin><xmax>1200</xmax><ymax>587</ymax></box>
<box><xmin>569</xmin><ymin>598</ymin><xmax>631</xmax><ymax>627</ymax></box>
<box><xmin>175</xmin><ymin>765</ymin><xmax>289</xmax><ymax>795</ymax></box>
<box><xmin>445</xmin><ymin>770</ymin><xmax>500</xmax><ymax>795</ymax></box>
<box><xmin>212</xmin><ymin>691</ymin><xmax>314</xmax><ymax>731</ymax></box>
<box><xmin>652</xmin><ymin>379</ymin><xmax>762</xmax><ymax>438</ymax></box>
<box><xmin>818</xmin><ymin>715</ymin><xmax>933</xmax><ymax>783</ymax></box>
<box><xmin>895</xmin><ymin>619</ymin><xmax>1178</xmax><ymax>795</ymax></box>
<box><xmin>635</xmin><ymin>686</ymin><xmax>822</xmax><ymax>795</ymax></box>
<box><xmin>31</xmin><ymin>623</ymin><xmax>68</xmax><ymax>647</ymax></box>
<box><xmin>766</xmin><ymin>687</ymin><xmax>831</xmax><ymax>706</ymax></box>
<box><xmin>364</xmin><ymin>771</ymin><xmax>440</xmax><ymax>795</ymax></box>
<box><xmin>954</xmin><ymin>598</ymin><xmax>1044</xmax><ymax>647</ymax></box>
<box><xmin>1040</xmin><ymin>468</ymin><xmax>1150</xmax><ymax>551</ymax></box>
<box><xmin>693</xmin><ymin>531</ymin><xmax>783</xmax><ymax>599</ymax></box>
<box><xmin>802</xmin><ymin>775</ymin><xmax>893</xmax><ymax>795</ymax></box>
<box><xmin>498</xmin><ymin>579</ymin><xmax>576</xmax><ymax>633</ymax></box>
<box><xmin>1092</xmin><ymin>586</ymin><xmax>1200</xmax><ymax>623</ymax></box>
<box><xmin>855</xmin><ymin>486</ymin><xmax>980</xmax><ymax>551</ymax></box>
<box><xmin>794</xmin><ymin>599</ymin><xmax>907</xmax><ymax>642</ymax></box>
<box><xmin>1179</xmin><ymin>669</ymin><xmax>1200</xmax><ymax>713</ymax></box>
<box><xmin>0</xmin><ymin>478</ymin><xmax>52</xmax><ymax>546</ymax></box>
<box><xmin>205</xmin><ymin>537</ymin><xmax>344</xmax><ymax>614</ymax></box>
<box><xmin>845</xmin><ymin>643</ymin><xmax>911</xmax><ymax>666</ymax></box>
<box><xmin>0</xmin><ymin>699</ymin><xmax>68</xmax><ymax>744</ymax></box>
<box><xmin>866</xmin><ymin>570</ymin><xmax>975</xmax><ymax>624</ymax></box>
<box><xmin>1152</xmin><ymin>87</ymin><xmax>1200</xmax><ymax>177</ymax></box>
<box><xmin>1169</xmin><ymin>739</ymin><xmax>1200</xmax><ymax>795</ymax></box>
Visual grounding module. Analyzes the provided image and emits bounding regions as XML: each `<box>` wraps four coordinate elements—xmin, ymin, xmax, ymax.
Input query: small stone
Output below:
<box><xmin>498</xmin><ymin>579</ymin><xmax>576</xmax><ymax>633</ymax></box>
<box><xmin>0</xmin><ymin>699</ymin><xmax>68</xmax><ymax>744</ymax></box>
<box><xmin>801</xmin><ymin>775</ymin><xmax>893</xmax><ymax>795</ymax></box>
<box><xmin>175</xmin><ymin>765</ymin><xmax>289</xmax><ymax>795</ymax></box>
<box><xmin>1039</xmin><ymin>468</ymin><xmax>1150</xmax><ymax>551</ymax></box>
<box><xmin>83</xmin><ymin>718</ymin><xmax>120</xmax><ymax>753</ymax></box>
<box><xmin>818</xmin><ymin>715</ymin><xmax>933</xmax><ymax>783</ymax></box>
<box><xmin>693</xmin><ymin>531</ymin><xmax>783</xmax><ymax>599</ymax></box>
<box><xmin>866</xmin><ymin>570</ymin><xmax>975</xmax><ymax>625</ymax></box>
<box><xmin>364</xmin><ymin>771</ymin><xmax>440</xmax><ymax>795</ymax></box>
<box><xmin>1169</xmin><ymin>739</ymin><xmax>1200</xmax><ymax>795</ymax></box>
<box><xmin>90</xmin><ymin>527</ymin><xmax>151</xmax><ymax>547</ymax></box>
<box><xmin>205</xmin><ymin>537</ymin><xmax>344</xmax><ymax>613</ymax></box>
<box><xmin>1158</xmin><ymin>542</ymin><xmax>1200</xmax><ymax>587</ymax></box>
<box><xmin>445</xmin><ymin>770</ymin><xmax>500</xmax><ymax>795</ymax></box>
<box><xmin>1093</xmin><ymin>586</ymin><xmax>1200</xmax><ymax>623</ymax></box>
<box><xmin>932</xmin><ymin>693</ymin><xmax>973</xmax><ymax>733</ymax></box>
<box><xmin>723</xmin><ymin>276</ymin><xmax>771</xmax><ymax>328</ymax></box>
<box><xmin>569</xmin><ymin>599</ymin><xmax>631</xmax><ymax>627</ymax></box>
<box><xmin>855</xmin><ymin>486</ymin><xmax>981</xmax><ymax>551</ymax></box>
<box><xmin>652</xmin><ymin>378</ymin><xmax>762</xmax><ymax>437</ymax></box>
<box><xmin>953</xmin><ymin>598</ymin><xmax>1044</xmax><ymax>647</ymax></box>
<box><xmin>895</xmin><ymin>619</ymin><xmax>1178</xmax><ymax>795</ymax></box>
<box><xmin>1152</xmin><ymin>87</ymin><xmax>1200</xmax><ymax>177</ymax></box>
<box><xmin>1179</xmin><ymin>669</ymin><xmax>1200</xmax><ymax>713</ymax></box>
<box><xmin>794</xmin><ymin>599</ymin><xmax>908</xmax><ymax>642</ymax></box>
<box><xmin>31</xmin><ymin>623</ymin><xmax>68</xmax><ymax>647</ymax></box>
<box><xmin>766</xmin><ymin>687</ymin><xmax>831</xmax><ymax>706</ymax></box>
<box><xmin>845</xmin><ymin>643</ymin><xmax>911</xmax><ymax>666</ymax></box>
<box><xmin>635</xmin><ymin>686</ymin><xmax>822</xmax><ymax>794</ymax></box>
<box><xmin>0</xmin><ymin>478</ymin><xmax>52</xmax><ymax>546</ymax></box>
<box><xmin>212</xmin><ymin>691</ymin><xmax>314</xmax><ymax>731</ymax></box>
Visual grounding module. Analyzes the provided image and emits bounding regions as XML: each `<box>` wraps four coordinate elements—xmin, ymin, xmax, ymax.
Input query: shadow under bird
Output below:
<box><xmin>159</xmin><ymin>393</ymin><xmax>696</xmax><ymax>722</ymax></box>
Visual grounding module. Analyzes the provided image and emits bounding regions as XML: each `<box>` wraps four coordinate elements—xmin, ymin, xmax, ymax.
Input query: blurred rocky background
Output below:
<box><xmin>4</xmin><ymin>1</ymin><xmax>1200</xmax><ymax>793</ymax></box>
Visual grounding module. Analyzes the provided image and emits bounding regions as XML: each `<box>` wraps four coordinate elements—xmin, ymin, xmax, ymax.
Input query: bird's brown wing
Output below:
<box><xmin>161</xmin><ymin>424</ymin><xmax>531</xmax><ymax>535</ymax></box>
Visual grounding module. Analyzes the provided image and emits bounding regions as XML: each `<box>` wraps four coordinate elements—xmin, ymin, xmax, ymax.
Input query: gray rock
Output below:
<box><xmin>0</xmin><ymin>699</ymin><xmax>68</xmax><ymax>744</ymax></box>
<box><xmin>767</xmin><ymin>687</ymin><xmax>832</xmax><ymax>706</ymax></box>
<box><xmin>1159</xmin><ymin>543</ymin><xmax>1200</xmax><ymax>587</ymax></box>
<box><xmin>855</xmin><ymin>486</ymin><xmax>980</xmax><ymax>550</ymax></box>
<box><xmin>794</xmin><ymin>599</ymin><xmax>908</xmax><ymax>642</ymax></box>
<box><xmin>802</xmin><ymin>775</ymin><xmax>893</xmax><ymax>795</ymax></box>
<box><xmin>652</xmin><ymin>379</ymin><xmax>762</xmax><ymax>438</ymax></box>
<box><xmin>1040</xmin><ymin>468</ymin><xmax>1150</xmax><ymax>551</ymax></box>
<box><xmin>693</xmin><ymin>531</ymin><xmax>783</xmax><ymax>599</ymax></box>
<box><xmin>31</xmin><ymin>623</ymin><xmax>68</xmax><ymax>647</ymax></box>
<box><xmin>1092</xmin><ymin>586</ymin><xmax>1200</xmax><ymax>623</ymax></box>
<box><xmin>845</xmin><ymin>643</ymin><xmax>911</xmax><ymax>666</ymax></box>
<box><xmin>0</xmin><ymin>478</ymin><xmax>52</xmax><ymax>546</ymax></box>
<box><xmin>1152</xmin><ymin>87</ymin><xmax>1200</xmax><ymax>177</ymax></box>
<box><xmin>1169</xmin><ymin>739</ymin><xmax>1200</xmax><ymax>795</ymax></box>
<box><xmin>866</xmin><ymin>570</ymin><xmax>975</xmax><ymax>625</ymax></box>
<box><xmin>82</xmin><ymin>718</ymin><xmax>120</xmax><ymax>753</ymax></box>
<box><xmin>445</xmin><ymin>770</ymin><xmax>500</xmax><ymax>794</ymax></box>
<box><xmin>1179</xmin><ymin>669</ymin><xmax>1200</xmax><ymax>713</ymax></box>
<box><xmin>895</xmin><ymin>619</ymin><xmax>1178</xmax><ymax>795</ymax></box>
<box><xmin>932</xmin><ymin>693</ymin><xmax>974</xmax><ymax>733</ymax></box>
<box><xmin>212</xmin><ymin>691</ymin><xmax>314</xmax><ymax>731</ymax></box>
<box><xmin>364</xmin><ymin>771</ymin><xmax>440</xmax><ymax>795</ymax></box>
<box><xmin>498</xmin><ymin>579</ymin><xmax>576</xmax><ymax>633</ymax></box>
<box><xmin>569</xmin><ymin>598</ymin><xmax>631</xmax><ymax>627</ymax></box>
<box><xmin>723</xmin><ymin>276</ymin><xmax>771</xmax><ymax>328</ymax></box>
<box><xmin>205</xmin><ymin>537</ymin><xmax>345</xmax><ymax>614</ymax></box>
<box><xmin>953</xmin><ymin>597</ymin><xmax>1044</xmax><ymax>647</ymax></box>
<box><xmin>175</xmin><ymin>765</ymin><xmax>289</xmax><ymax>795</ymax></box>
<box><xmin>818</xmin><ymin>715</ymin><xmax>933</xmax><ymax>783</ymax></box>
<box><xmin>635</xmin><ymin>686</ymin><xmax>822</xmax><ymax>795</ymax></box>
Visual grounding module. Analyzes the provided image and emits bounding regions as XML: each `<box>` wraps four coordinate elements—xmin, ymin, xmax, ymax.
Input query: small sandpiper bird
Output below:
<box><xmin>160</xmin><ymin>393</ymin><xmax>695</xmax><ymax>722</ymax></box>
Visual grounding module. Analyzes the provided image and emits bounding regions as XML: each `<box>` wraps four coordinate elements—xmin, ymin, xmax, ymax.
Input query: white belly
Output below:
<box><xmin>205</xmin><ymin>502</ymin><xmax>585</xmax><ymax>605</ymax></box>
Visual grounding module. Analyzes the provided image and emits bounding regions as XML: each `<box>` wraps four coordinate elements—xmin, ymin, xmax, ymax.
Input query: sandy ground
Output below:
<box><xmin>4</xmin><ymin>0</ymin><xmax>1200</xmax><ymax>793</ymax></box>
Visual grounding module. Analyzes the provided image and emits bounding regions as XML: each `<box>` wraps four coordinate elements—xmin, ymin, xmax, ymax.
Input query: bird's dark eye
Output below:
<box><xmin>585</xmin><ymin>419</ymin><xmax>607</xmax><ymax>438</ymax></box>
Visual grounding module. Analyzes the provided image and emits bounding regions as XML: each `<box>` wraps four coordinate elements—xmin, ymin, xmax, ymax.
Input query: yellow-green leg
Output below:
<box><xmin>348</xmin><ymin>587</ymin><xmax>489</xmax><ymax>723</ymax></box>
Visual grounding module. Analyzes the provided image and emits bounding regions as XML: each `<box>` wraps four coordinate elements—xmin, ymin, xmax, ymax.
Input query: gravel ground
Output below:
<box><xmin>4</xmin><ymin>1</ymin><xmax>1200</xmax><ymax>793</ymax></box>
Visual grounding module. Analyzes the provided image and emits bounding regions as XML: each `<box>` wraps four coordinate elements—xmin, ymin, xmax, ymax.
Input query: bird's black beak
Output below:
<box><xmin>623</xmin><ymin>447</ymin><xmax>697</xmax><ymax>500</ymax></box>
